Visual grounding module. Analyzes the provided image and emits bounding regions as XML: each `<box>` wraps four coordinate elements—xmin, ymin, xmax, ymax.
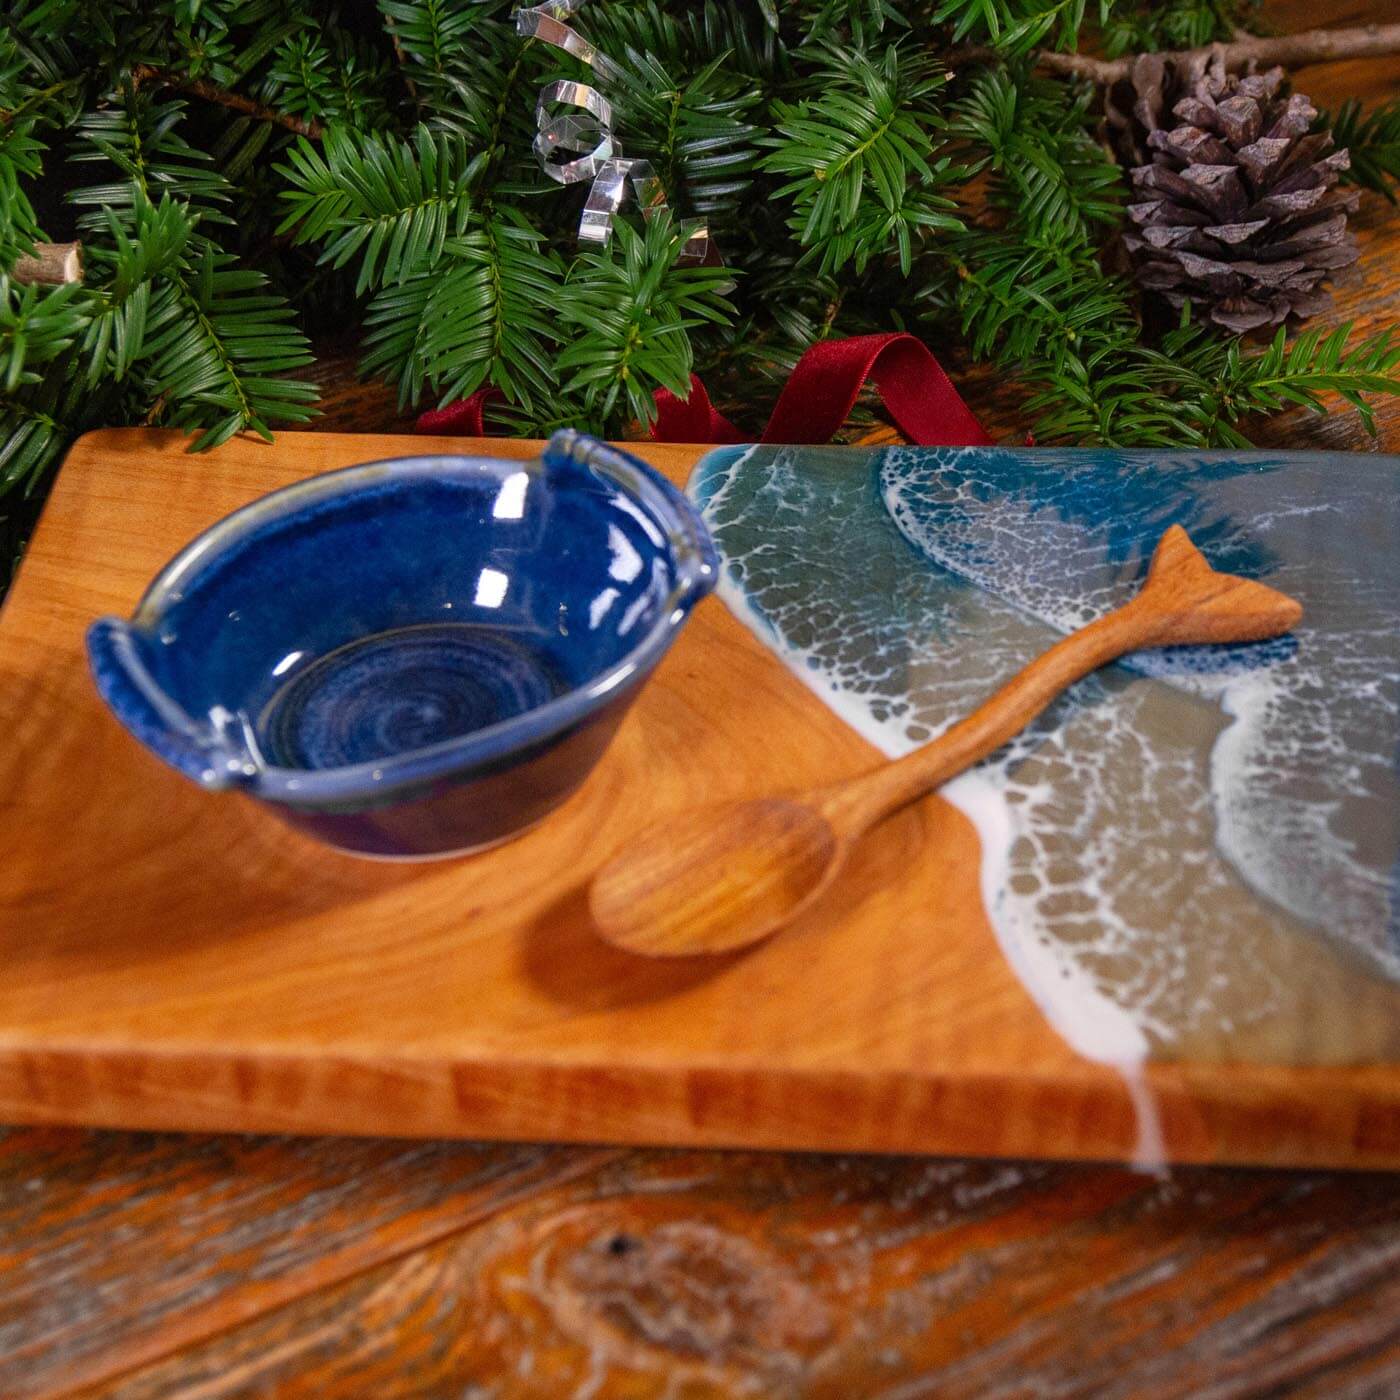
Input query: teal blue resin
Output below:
<box><xmin>691</xmin><ymin>444</ymin><xmax>1400</xmax><ymax>1065</ymax></box>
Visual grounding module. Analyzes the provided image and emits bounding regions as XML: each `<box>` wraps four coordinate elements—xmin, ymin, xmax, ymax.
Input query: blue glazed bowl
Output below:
<box><xmin>87</xmin><ymin>430</ymin><xmax>717</xmax><ymax>858</ymax></box>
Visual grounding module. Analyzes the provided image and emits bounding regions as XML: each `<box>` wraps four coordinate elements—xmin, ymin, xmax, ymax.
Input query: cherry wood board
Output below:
<box><xmin>0</xmin><ymin>427</ymin><xmax>1396</xmax><ymax>1169</ymax></box>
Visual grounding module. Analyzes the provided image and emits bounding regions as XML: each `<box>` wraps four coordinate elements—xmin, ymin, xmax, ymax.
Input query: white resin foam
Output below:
<box><xmin>692</xmin><ymin>443</ymin><xmax>1400</xmax><ymax>1161</ymax></box>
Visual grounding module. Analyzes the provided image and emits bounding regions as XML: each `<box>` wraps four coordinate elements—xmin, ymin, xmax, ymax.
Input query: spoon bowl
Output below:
<box><xmin>589</xmin><ymin>798</ymin><xmax>841</xmax><ymax>957</ymax></box>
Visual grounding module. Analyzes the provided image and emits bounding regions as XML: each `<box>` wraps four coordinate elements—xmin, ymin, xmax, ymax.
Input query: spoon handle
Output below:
<box><xmin>816</xmin><ymin>601</ymin><xmax>1152</xmax><ymax>832</ymax></box>
<box><xmin>814</xmin><ymin>525</ymin><xmax>1302</xmax><ymax>836</ymax></box>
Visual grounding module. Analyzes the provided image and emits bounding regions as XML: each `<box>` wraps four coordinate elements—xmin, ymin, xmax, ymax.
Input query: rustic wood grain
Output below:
<box><xmin>2</xmin><ymin>6</ymin><xmax>1397</xmax><ymax>1397</ymax></box>
<box><xmin>64</xmin><ymin>1152</ymin><xmax>1400</xmax><ymax>1400</ymax></box>
<box><xmin>0</xmin><ymin>1128</ymin><xmax>622</xmax><ymax>1400</ymax></box>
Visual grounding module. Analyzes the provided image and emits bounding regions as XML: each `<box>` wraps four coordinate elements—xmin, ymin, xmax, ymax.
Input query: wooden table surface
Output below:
<box><xmin>4</xmin><ymin>5</ymin><xmax>1399</xmax><ymax>1395</ymax></box>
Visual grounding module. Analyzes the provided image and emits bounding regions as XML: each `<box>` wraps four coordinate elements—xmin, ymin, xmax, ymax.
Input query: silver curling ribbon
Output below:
<box><xmin>515</xmin><ymin>0</ymin><xmax>722</xmax><ymax>269</ymax></box>
<box><xmin>532</xmin><ymin>78</ymin><xmax>615</xmax><ymax>186</ymax></box>
<box><xmin>515</xmin><ymin>0</ymin><xmax>624</xmax><ymax>86</ymax></box>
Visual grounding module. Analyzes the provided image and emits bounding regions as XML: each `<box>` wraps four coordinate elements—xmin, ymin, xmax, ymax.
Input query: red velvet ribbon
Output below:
<box><xmin>415</xmin><ymin>332</ymin><xmax>991</xmax><ymax>447</ymax></box>
<box><xmin>416</xmin><ymin>392</ymin><xmax>501</xmax><ymax>437</ymax></box>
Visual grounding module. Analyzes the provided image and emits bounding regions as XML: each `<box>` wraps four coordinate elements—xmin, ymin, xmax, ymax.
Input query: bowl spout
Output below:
<box><xmin>550</xmin><ymin>430</ymin><xmax>718</xmax><ymax>605</ymax></box>
<box><xmin>87</xmin><ymin>618</ymin><xmax>256</xmax><ymax>791</ymax></box>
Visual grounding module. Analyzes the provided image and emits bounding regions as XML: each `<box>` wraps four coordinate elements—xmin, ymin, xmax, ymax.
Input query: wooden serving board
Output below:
<box><xmin>1</xmin><ymin>429</ymin><xmax>1397</xmax><ymax>1168</ymax></box>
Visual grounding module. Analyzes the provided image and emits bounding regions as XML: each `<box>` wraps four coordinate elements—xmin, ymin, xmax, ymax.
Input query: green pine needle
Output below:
<box><xmin>67</xmin><ymin>89</ymin><xmax>235</xmax><ymax>231</ymax></box>
<box><xmin>144</xmin><ymin>245</ymin><xmax>318</xmax><ymax>450</ymax></box>
<box><xmin>360</xmin><ymin>208</ymin><xmax>563</xmax><ymax>410</ymax></box>
<box><xmin>1325</xmin><ymin>98</ymin><xmax>1400</xmax><ymax>204</ymax></box>
<box><xmin>0</xmin><ymin>0</ymin><xmax>1398</xmax><ymax>588</ymax></box>
<box><xmin>762</xmin><ymin>41</ymin><xmax>963</xmax><ymax>274</ymax></box>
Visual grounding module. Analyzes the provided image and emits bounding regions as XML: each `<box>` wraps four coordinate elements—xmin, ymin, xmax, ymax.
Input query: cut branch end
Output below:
<box><xmin>11</xmin><ymin>242</ymin><xmax>84</xmax><ymax>287</ymax></box>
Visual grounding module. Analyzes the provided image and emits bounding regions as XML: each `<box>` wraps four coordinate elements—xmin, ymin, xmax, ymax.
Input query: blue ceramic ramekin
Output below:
<box><xmin>87</xmin><ymin>430</ymin><xmax>717</xmax><ymax>858</ymax></box>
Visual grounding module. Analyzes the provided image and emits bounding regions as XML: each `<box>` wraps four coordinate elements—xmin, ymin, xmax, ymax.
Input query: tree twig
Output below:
<box><xmin>129</xmin><ymin>65</ymin><xmax>322</xmax><ymax>138</ymax></box>
<box><xmin>0</xmin><ymin>77</ymin><xmax>84</xmax><ymax>129</ymax></box>
<box><xmin>957</xmin><ymin>22</ymin><xmax>1400</xmax><ymax>85</ymax></box>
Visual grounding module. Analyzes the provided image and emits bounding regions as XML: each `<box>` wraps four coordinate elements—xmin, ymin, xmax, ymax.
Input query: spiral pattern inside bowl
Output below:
<box><xmin>258</xmin><ymin>623</ymin><xmax>568</xmax><ymax>771</ymax></box>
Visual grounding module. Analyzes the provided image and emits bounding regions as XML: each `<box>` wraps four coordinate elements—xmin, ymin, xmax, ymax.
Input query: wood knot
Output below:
<box><xmin>529</xmin><ymin>1207</ymin><xmax>833</xmax><ymax>1376</ymax></box>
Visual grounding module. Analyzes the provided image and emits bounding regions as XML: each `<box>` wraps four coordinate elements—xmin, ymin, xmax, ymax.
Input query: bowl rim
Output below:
<box><xmin>101</xmin><ymin>430</ymin><xmax>717</xmax><ymax>806</ymax></box>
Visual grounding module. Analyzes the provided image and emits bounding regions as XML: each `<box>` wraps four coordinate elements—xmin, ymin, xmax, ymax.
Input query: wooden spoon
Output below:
<box><xmin>589</xmin><ymin>526</ymin><xmax>1303</xmax><ymax>958</ymax></box>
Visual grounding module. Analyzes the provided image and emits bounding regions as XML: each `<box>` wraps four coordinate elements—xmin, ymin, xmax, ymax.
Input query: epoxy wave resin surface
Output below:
<box><xmin>691</xmin><ymin>444</ymin><xmax>1400</xmax><ymax>1068</ymax></box>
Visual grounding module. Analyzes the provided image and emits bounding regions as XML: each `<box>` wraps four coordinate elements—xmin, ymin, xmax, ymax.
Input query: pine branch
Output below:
<box><xmin>1022</xmin><ymin>318</ymin><xmax>1400</xmax><ymax>447</ymax></box>
<box><xmin>423</xmin><ymin>212</ymin><xmax>562</xmax><ymax>407</ymax></box>
<box><xmin>953</xmin><ymin>66</ymin><xmax>1122</xmax><ymax>241</ymax></box>
<box><xmin>1325</xmin><ymin>97</ymin><xmax>1400</xmax><ymax>204</ymax></box>
<box><xmin>939</xmin><ymin>231</ymin><xmax>1137</xmax><ymax>369</ymax></box>
<box><xmin>1162</xmin><ymin>320</ymin><xmax>1400</xmax><ymax>439</ymax></box>
<box><xmin>585</xmin><ymin>1</ymin><xmax>777</xmax><ymax>79</ymax></box>
<box><xmin>130</xmin><ymin>63</ymin><xmax>323</xmax><ymax>138</ymax></box>
<box><xmin>0</xmin><ymin>77</ymin><xmax>86</xmax><ymax>131</ymax></box>
<box><xmin>360</xmin><ymin>208</ymin><xmax>563</xmax><ymax>411</ymax></box>
<box><xmin>0</xmin><ymin>120</ymin><xmax>46</xmax><ymax>265</ymax></box>
<box><xmin>0</xmin><ymin>277</ymin><xmax>90</xmax><ymax>393</ymax></box>
<box><xmin>1099</xmin><ymin>0</ymin><xmax>1260</xmax><ymax>59</ymax></box>
<box><xmin>144</xmin><ymin>244</ymin><xmax>318</xmax><ymax>450</ymax></box>
<box><xmin>762</xmin><ymin>41</ymin><xmax>962</xmax><ymax>275</ymax></box>
<box><xmin>276</xmin><ymin>124</ymin><xmax>480</xmax><ymax>293</ymax></box>
<box><xmin>557</xmin><ymin>214</ymin><xmax>735</xmax><ymax>430</ymax></box>
<box><xmin>771</xmin><ymin>0</ymin><xmax>909</xmax><ymax>37</ymax></box>
<box><xmin>261</xmin><ymin>32</ymin><xmax>393</xmax><ymax>131</ymax></box>
<box><xmin>959</xmin><ymin>22</ymin><xmax>1400</xmax><ymax>85</ymax></box>
<box><xmin>603</xmin><ymin>48</ymin><xmax>762</xmax><ymax>231</ymax></box>
<box><xmin>67</xmin><ymin>87</ymin><xmax>235</xmax><ymax>231</ymax></box>
<box><xmin>0</xmin><ymin>376</ymin><xmax>78</xmax><ymax>496</ymax></box>
<box><xmin>377</xmin><ymin>0</ymin><xmax>522</xmax><ymax>141</ymax></box>
<box><xmin>79</xmin><ymin>197</ymin><xmax>194</xmax><ymax>387</ymax></box>
<box><xmin>934</xmin><ymin>0</ymin><xmax>1095</xmax><ymax>56</ymax></box>
<box><xmin>357</xmin><ymin>269</ymin><xmax>439</xmax><ymax>405</ymax></box>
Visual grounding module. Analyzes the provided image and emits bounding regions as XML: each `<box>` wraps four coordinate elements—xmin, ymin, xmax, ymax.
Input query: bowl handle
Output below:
<box><xmin>547</xmin><ymin>430</ymin><xmax>719</xmax><ymax>605</ymax></box>
<box><xmin>87</xmin><ymin>618</ymin><xmax>253</xmax><ymax>791</ymax></box>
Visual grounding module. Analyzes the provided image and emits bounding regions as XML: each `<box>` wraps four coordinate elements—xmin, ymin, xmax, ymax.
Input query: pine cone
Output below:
<box><xmin>1111</xmin><ymin>50</ymin><xmax>1360</xmax><ymax>334</ymax></box>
